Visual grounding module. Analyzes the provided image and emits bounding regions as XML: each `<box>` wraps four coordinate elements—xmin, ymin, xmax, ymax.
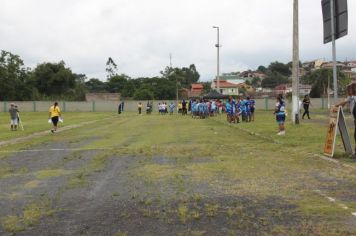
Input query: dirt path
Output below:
<box><xmin>0</xmin><ymin>118</ymin><xmax>111</xmax><ymax>147</ymax></box>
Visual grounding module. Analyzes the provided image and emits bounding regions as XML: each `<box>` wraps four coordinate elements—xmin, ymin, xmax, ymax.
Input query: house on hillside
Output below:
<box><xmin>211</xmin><ymin>80</ymin><xmax>240</xmax><ymax>96</ymax></box>
<box><xmin>274</xmin><ymin>84</ymin><xmax>311</xmax><ymax>96</ymax></box>
<box><xmin>211</xmin><ymin>80</ymin><xmax>255</xmax><ymax>96</ymax></box>
<box><xmin>299</xmin><ymin>84</ymin><xmax>312</xmax><ymax>96</ymax></box>
<box><xmin>188</xmin><ymin>83</ymin><xmax>204</xmax><ymax>98</ymax></box>
<box><xmin>275</xmin><ymin>84</ymin><xmax>292</xmax><ymax>95</ymax></box>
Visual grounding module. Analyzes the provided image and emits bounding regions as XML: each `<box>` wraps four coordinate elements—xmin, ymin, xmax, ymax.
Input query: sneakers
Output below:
<box><xmin>277</xmin><ymin>131</ymin><xmax>286</xmax><ymax>136</ymax></box>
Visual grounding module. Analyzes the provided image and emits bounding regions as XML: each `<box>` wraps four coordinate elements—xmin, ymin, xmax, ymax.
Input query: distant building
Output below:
<box><xmin>85</xmin><ymin>93</ymin><xmax>120</xmax><ymax>101</ymax></box>
<box><xmin>211</xmin><ymin>80</ymin><xmax>240</xmax><ymax>96</ymax></box>
<box><xmin>321</xmin><ymin>62</ymin><xmax>345</xmax><ymax>69</ymax></box>
<box><xmin>274</xmin><ymin>84</ymin><xmax>311</xmax><ymax>96</ymax></box>
<box><xmin>299</xmin><ymin>84</ymin><xmax>312</xmax><ymax>96</ymax></box>
<box><xmin>302</xmin><ymin>59</ymin><xmax>325</xmax><ymax>71</ymax></box>
<box><xmin>275</xmin><ymin>84</ymin><xmax>292</xmax><ymax>95</ymax></box>
<box><xmin>188</xmin><ymin>83</ymin><xmax>204</xmax><ymax>98</ymax></box>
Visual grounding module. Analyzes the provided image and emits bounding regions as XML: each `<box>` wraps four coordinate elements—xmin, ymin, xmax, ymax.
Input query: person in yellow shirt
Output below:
<box><xmin>48</xmin><ymin>102</ymin><xmax>62</xmax><ymax>133</ymax></box>
<box><xmin>178</xmin><ymin>102</ymin><xmax>183</xmax><ymax>113</ymax></box>
<box><xmin>138</xmin><ymin>102</ymin><xmax>143</xmax><ymax>114</ymax></box>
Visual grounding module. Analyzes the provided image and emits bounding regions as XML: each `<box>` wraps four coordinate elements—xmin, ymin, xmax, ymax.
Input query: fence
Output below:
<box><xmin>0</xmin><ymin>98</ymin><xmax>331</xmax><ymax>113</ymax></box>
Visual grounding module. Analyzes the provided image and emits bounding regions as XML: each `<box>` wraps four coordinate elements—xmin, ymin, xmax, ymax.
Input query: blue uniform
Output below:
<box><xmin>225</xmin><ymin>102</ymin><xmax>233</xmax><ymax>116</ymax></box>
<box><xmin>275</xmin><ymin>101</ymin><xmax>286</xmax><ymax>124</ymax></box>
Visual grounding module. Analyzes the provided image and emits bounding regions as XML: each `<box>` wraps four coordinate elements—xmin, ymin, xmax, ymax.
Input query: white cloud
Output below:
<box><xmin>0</xmin><ymin>0</ymin><xmax>355</xmax><ymax>81</ymax></box>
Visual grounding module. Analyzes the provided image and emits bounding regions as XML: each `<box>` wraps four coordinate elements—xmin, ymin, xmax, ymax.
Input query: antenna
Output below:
<box><xmin>169</xmin><ymin>53</ymin><xmax>173</xmax><ymax>68</ymax></box>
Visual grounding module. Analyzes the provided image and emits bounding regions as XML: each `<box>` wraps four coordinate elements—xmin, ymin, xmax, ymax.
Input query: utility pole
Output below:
<box><xmin>213</xmin><ymin>26</ymin><xmax>221</xmax><ymax>92</ymax></box>
<box><xmin>292</xmin><ymin>0</ymin><xmax>300</xmax><ymax>124</ymax></box>
<box><xmin>330</xmin><ymin>0</ymin><xmax>338</xmax><ymax>101</ymax></box>
<box><xmin>170</xmin><ymin>53</ymin><xmax>179</xmax><ymax>107</ymax></box>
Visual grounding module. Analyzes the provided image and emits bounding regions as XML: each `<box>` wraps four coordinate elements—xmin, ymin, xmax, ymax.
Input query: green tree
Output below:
<box><xmin>261</xmin><ymin>72</ymin><xmax>290</xmax><ymax>88</ymax></box>
<box><xmin>268</xmin><ymin>61</ymin><xmax>291</xmax><ymax>77</ymax></box>
<box><xmin>106</xmin><ymin>74</ymin><xmax>130</xmax><ymax>93</ymax></box>
<box><xmin>257</xmin><ymin>65</ymin><xmax>267</xmax><ymax>73</ymax></box>
<box><xmin>301</xmin><ymin>68</ymin><xmax>349</xmax><ymax>98</ymax></box>
<box><xmin>31</xmin><ymin>61</ymin><xmax>77</xmax><ymax>98</ymax></box>
<box><xmin>85</xmin><ymin>78</ymin><xmax>108</xmax><ymax>92</ymax></box>
<box><xmin>251</xmin><ymin>77</ymin><xmax>262</xmax><ymax>87</ymax></box>
<box><xmin>121</xmin><ymin>79</ymin><xmax>138</xmax><ymax>98</ymax></box>
<box><xmin>133</xmin><ymin>88</ymin><xmax>154</xmax><ymax>100</ymax></box>
<box><xmin>106</xmin><ymin>57</ymin><xmax>118</xmax><ymax>79</ymax></box>
<box><xmin>0</xmin><ymin>50</ymin><xmax>32</xmax><ymax>100</ymax></box>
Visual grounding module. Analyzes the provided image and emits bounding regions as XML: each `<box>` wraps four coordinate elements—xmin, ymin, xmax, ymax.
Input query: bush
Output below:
<box><xmin>133</xmin><ymin>89</ymin><xmax>154</xmax><ymax>100</ymax></box>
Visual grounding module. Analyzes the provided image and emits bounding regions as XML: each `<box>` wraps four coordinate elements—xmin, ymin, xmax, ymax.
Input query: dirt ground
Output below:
<box><xmin>0</xmin><ymin>114</ymin><xmax>356</xmax><ymax>236</ymax></box>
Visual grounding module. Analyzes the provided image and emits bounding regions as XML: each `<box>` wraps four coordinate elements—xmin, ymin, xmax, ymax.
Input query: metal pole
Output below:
<box><xmin>213</xmin><ymin>26</ymin><xmax>220</xmax><ymax>92</ymax></box>
<box><xmin>330</xmin><ymin>0</ymin><xmax>338</xmax><ymax>101</ymax></box>
<box><xmin>292</xmin><ymin>0</ymin><xmax>300</xmax><ymax>124</ymax></box>
<box><xmin>217</xmin><ymin>27</ymin><xmax>220</xmax><ymax>92</ymax></box>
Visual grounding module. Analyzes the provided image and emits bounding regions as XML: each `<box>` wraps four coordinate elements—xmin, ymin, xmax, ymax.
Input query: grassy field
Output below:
<box><xmin>0</xmin><ymin>111</ymin><xmax>355</xmax><ymax>235</ymax></box>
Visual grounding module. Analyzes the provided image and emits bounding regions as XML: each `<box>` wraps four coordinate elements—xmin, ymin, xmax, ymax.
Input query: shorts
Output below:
<box><xmin>276</xmin><ymin>114</ymin><xmax>285</xmax><ymax>125</ymax></box>
<box><xmin>11</xmin><ymin>118</ymin><xmax>18</xmax><ymax>125</ymax></box>
<box><xmin>250</xmin><ymin>107</ymin><xmax>255</xmax><ymax>113</ymax></box>
<box><xmin>52</xmin><ymin>116</ymin><xmax>59</xmax><ymax>126</ymax></box>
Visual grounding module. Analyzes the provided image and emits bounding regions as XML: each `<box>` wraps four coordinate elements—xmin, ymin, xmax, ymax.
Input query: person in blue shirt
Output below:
<box><xmin>191</xmin><ymin>100</ymin><xmax>197</xmax><ymax>118</ymax></box>
<box><xmin>234</xmin><ymin>98</ymin><xmax>241</xmax><ymax>123</ymax></box>
<box><xmin>248</xmin><ymin>97</ymin><xmax>256</xmax><ymax>121</ymax></box>
<box><xmin>169</xmin><ymin>102</ymin><xmax>175</xmax><ymax>115</ymax></box>
<box><xmin>225</xmin><ymin>99</ymin><xmax>233</xmax><ymax>123</ymax></box>
<box><xmin>239</xmin><ymin>99</ymin><xmax>247</xmax><ymax>122</ymax></box>
<box><xmin>274</xmin><ymin>94</ymin><xmax>286</xmax><ymax>135</ymax></box>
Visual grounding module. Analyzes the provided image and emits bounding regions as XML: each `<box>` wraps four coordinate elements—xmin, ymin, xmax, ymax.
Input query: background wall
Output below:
<box><xmin>0</xmin><ymin>99</ymin><xmax>333</xmax><ymax>113</ymax></box>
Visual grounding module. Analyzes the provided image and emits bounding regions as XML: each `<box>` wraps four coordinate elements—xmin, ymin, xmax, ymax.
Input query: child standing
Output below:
<box><xmin>169</xmin><ymin>102</ymin><xmax>175</xmax><ymax>115</ymax></box>
<box><xmin>138</xmin><ymin>102</ymin><xmax>143</xmax><ymax>114</ymax></box>
<box><xmin>274</xmin><ymin>95</ymin><xmax>286</xmax><ymax>135</ymax></box>
<box><xmin>9</xmin><ymin>103</ymin><xmax>19</xmax><ymax>131</ymax></box>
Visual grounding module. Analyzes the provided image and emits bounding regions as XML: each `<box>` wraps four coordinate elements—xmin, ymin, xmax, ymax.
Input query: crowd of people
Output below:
<box><xmin>136</xmin><ymin>97</ymin><xmax>257</xmax><ymax>123</ymax></box>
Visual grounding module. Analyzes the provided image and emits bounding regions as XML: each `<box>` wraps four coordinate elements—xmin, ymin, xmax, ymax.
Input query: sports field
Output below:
<box><xmin>0</xmin><ymin>111</ymin><xmax>356</xmax><ymax>235</ymax></box>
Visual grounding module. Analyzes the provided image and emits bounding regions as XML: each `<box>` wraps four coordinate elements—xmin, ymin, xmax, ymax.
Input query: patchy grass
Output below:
<box><xmin>0</xmin><ymin>111</ymin><xmax>355</xmax><ymax>234</ymax></box>
<box><xmin>1</xmin><ymin>215</ymin><xmax>24</xmax><ymax>233</ymax></box>
<box><xmin>24</xmin><ymin>180</ymin><xmax>41</xmax><ymax>189</ymax></box>
<box><xmin>67</xmin><ymin>172</ymin><xmax>88</xmax><ymax>189</ymax></box>
<box><xmin>35</xmin><ymin>169</ymin><xmax>70</xmax><ymax>180</ymax></box>
<box><xmin>0</xmin><ymin>112</ymin><xmax>113</xmax><ymax>142</ymax></box>
<box><xmin>1</xmin><ymin>199</ymin><xmax>54</xmax><ymax>233</ymax></box>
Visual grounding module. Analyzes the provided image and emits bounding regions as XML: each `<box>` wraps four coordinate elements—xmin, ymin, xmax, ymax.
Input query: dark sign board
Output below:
<box><xmin>322</xmin><ymin>0</ymin><xmax>348</xmax><ymax>44</ymax></box>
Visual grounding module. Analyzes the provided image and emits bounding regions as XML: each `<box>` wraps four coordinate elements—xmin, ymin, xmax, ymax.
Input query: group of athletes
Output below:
<box><xmin>224</xmin><ymin>97</ymin><xmax>256</xmax><ymax>123</ymax></box>
<box><xmin>139</xmin><ymin>96</ymin><xmax>257</xmax><ymax>122</ymax></box>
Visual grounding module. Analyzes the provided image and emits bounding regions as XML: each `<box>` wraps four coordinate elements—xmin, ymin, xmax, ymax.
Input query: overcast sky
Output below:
<box><xmin>0</xmin><ymin>0</ymin><xmax>355</xmax><ymax>81</ymax></box>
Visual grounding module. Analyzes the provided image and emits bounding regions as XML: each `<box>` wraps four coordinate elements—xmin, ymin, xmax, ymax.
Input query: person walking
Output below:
<box><xmin>49</xmin><ymin>102</ymin><xmax>62</xmax><ymax>133</ymax></box>
<box><xmin>138</xmin><ymin>102</ymin><xmax>143</xmax><ymax>114</ymax></box>
<box><xmin>302</xmin><ymin>95</ymin><xmax>311</xmax><ymax>119</ymax></box>
<box><xmin>274</xmin><ymin>94</ymin><xmax>286</xmax><ymax>136</ymax></box>
<box><xmin>9</xmin><ymin>103</ymin><xmax>19</xmax><ymax>131</ymax></box>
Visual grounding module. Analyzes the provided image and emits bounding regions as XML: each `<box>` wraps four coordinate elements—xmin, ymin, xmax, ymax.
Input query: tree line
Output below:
<box><xmin>257</xmin><ymin>61</ymin><xmax>350</xmax><ymax>97</ymax></box>
<box><xmin>1</xmin><ymin>49</ymin><xmax>350</xmax><ymax>101</ymax></box>
<box><xmin>0</xmin><ymin>50</ymin><xmax>200</xmax><ymax>101</ymax></box>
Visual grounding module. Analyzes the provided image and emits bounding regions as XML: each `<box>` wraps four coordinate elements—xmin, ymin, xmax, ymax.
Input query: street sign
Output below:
<box><xmin>324</xmin><ymin>106</ymin><xmax>353</xmax><ymax>157</ymax></box>
<box><xmin>322</xmin><ymin>0</ymin><xmax>348</xmax><ymax>44</ymax></box>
